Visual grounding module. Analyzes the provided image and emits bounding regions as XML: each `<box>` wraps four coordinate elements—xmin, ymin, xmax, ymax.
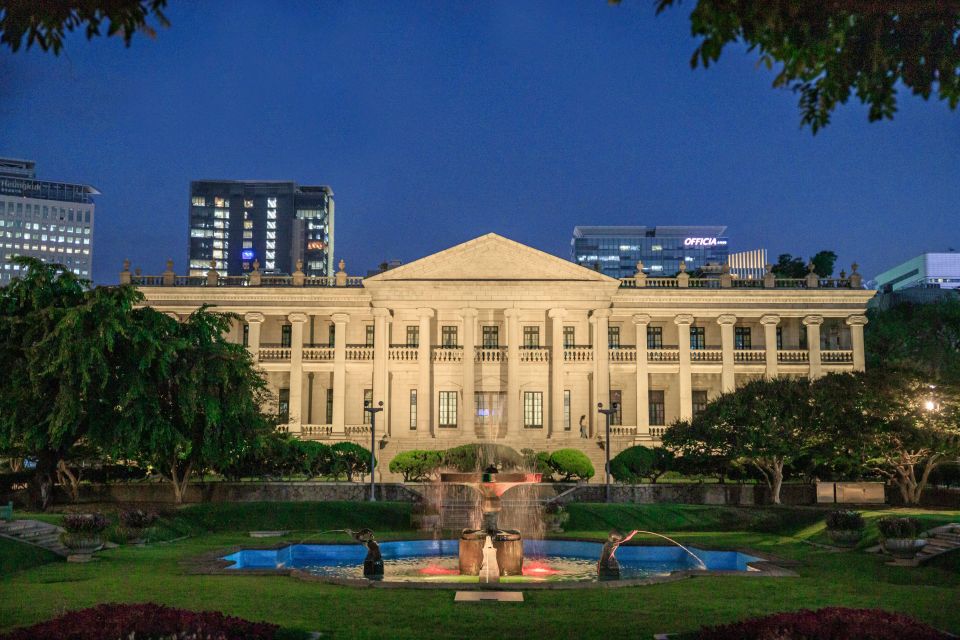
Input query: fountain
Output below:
<box><xmin>439</xmin><ymin>464</ymin><xmax>541</xmax><ymax>578</ymax></box>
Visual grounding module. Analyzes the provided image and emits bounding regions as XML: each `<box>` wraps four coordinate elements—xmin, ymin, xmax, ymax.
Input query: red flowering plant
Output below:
<box><xmin>0</xmin><ymin>603</ymin><xmax>282</xmax><ymax>640</ymax></box>
<box><xmin>692</xmin><ymin>607</ymin><xmax>950</xmax><ymax>640</ymax></box>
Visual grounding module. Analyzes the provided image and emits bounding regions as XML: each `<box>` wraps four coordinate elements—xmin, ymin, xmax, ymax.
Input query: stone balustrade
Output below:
<box><xmin>563</xmin><ymin>346</ymin><xmax>593</xmax><ymax>362</ymax></box>
<box><xmin>519</xmin><ymin>347</ymin><xmax>550</xmax><ymax>363</ymax></box>
<box><xmin>475</xmin><ymin>347</ymin><xmax>506</xmax><ymax>363</ymax></box>
<box><xmin>388</xmin><ymin>346</ymin><xmax>419</xmax><ymax>362</ymax></box>
<box><xmin>690</xmin><ymin>349</ymin><xmax>723</xmax><ymax>362</ymax></box>
<box><xmin>733</xmin><ymin>350</ymin><xmax>766</xmax><ymax>363</ymax></box>
<box><xmin>609</xmin><ymin>347</ymin><xmax>636</xmax><ymax>363</ymax></box>
<box><xmin>303</xmin><ymin>347</ymin><xmax>335</xmax><ymax>361</ymax></box>
<box><xmin>822</xmin><ymin>349</ymin><xmax>854</xmax><ymax>363</ymax></box>
<box><xmin>433</xmin><ymin>347</ymin><xmax>464</xmax><ymax>363</ymax></box>
<box><xmin>777</xmin><ymin>350</ymin><xmax>810</xmax><ymax>363</ymax></box>
<box><xmin>648</xmin><ymin>348</ymin><xmax>680</xmax><ymax>362</ymax></box>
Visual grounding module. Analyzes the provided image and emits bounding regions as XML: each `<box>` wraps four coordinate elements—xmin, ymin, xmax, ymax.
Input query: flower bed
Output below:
<box><xmin>692</xmin><ymin>607</ymin><xmax>950</xmax><ymax>640</ymax></box>
<box><xmin>0</xmin><ymin>603</ymin><xmax>281</xmax><ymax>640</ymax></box>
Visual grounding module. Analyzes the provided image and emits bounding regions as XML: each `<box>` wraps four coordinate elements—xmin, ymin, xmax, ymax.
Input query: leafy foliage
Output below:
<box><xmin>770</xmin><ymin>251</ymin><xmax>837</xmax><ymax>278</ymax></box>
<box><xmin>877</xmin><ymin>516</ymin><xmax>921</xmax><ymax>539</ymax></box>
<box><xmin>865</xmin><ymin>299</ymin><xmax>960</xmax><ymax>382</ymax></box>
<box><xmin>0</xmin><ymin>0</ymin><xmax>169</xmax><ymax>54</ymax></box>
<box><xmin>609</xmin><ymin>445</ymin><xmax>673</xmax><ymax>483</ymax></box>
<box><xmin>61</xmin><ymin>513</ymin><xmax>107</xmax><ymax>534</ymax></box>
<box><xmin>547</xmin><ymin>449</ymin><xmax>595</xmax><ymax>481</ymax></box>
<box><xmin>329</xmin><ymin>442</ymin><xmax>374</xmax><ymax>482</ymax></box>
<box><xmin>441</xmin><ymin>443</ymin><xmax>524</xmax><ymax>472</ymax></box>
<box><xmin>652</xmin><ymin>1</ymin><xmax>960</xmax><ymax>132</ymax></box>
<box><xmin>825</xmin><ymin>510</ymin><xmax>865</xmax><ymax>531</ymax></box>
<box><xmin>388</xmin><ymin>450</ymin><xmax>443</xmax><ymax>481</ymax></box>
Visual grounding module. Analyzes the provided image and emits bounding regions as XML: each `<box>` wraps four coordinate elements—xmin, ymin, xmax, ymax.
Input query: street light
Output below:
<box><xmin>597</xmin><ymin>402</ymin><xmax>618</xmax><ymax>503</ymax></box>
<box><xmin>364</xmin><ymin>400</ymin><xmax>384</xmax><ymax>502</ymax></box>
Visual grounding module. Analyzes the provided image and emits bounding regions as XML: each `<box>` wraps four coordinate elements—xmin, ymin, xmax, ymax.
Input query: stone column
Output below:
<box><xmin>632</xmin><ymin>314</ymin><xmax>651</xmax><ymax>436</ymax></box>
<box><xmin>717</xmin><ymin>315</ymin><xmax>736</xmax><ymax>393</ymax></box>
<box><xmin>504</xmin><ymin>308</ymin><xmax>521</xmax><ymax>435</ymax></box>
<box><xmin>460</xmin><ymin>308</ymin><xmax>478</xmax><ymax>435</ymax></box>
<box><xmin>244</xmin><ymin>312</ymin><xmax>264</xmax><ymax>362</ymax></box>
<box><xmin>675</xmin><ymin>314</ymin><xmax>694</xmax><ymax>421</ymax></box>
<box><xmin>372</xmin><ymin>308</ymin><xmax>391</xmax><ymax>435</ymax></box>
<box><xmin>592</xmin><ymin>308</ymin><xmax>611</xmax><ymax>438</ymax></box>
<box><xmin>417</xmin><ymin>308</ymin><xmax>435</xmax><ymax>437</ymax></box>
<box><xmin>331</xmin><ymin>312</ymin><xmax>349</xmax><ymax>434</ymax></box>
<box><xmin>760</xmin><ymin>315</ymin><xmax>780</xmax><ymax>379</ymax></box>
<box><xmin>846</xmin><ymin>315</ymin><xmax>868</xmax><ymax>372</ymax></box>
<box><xmin>287</xmin><ymin>312</ymin><xmax>308</xmax><ymax>433</ymax></box>
<box><xmin>548</xmin><ymin>308</ymin><xmax>567</xmax><ymax>438</ymax></box>
<box><xmin>804</xmin><ymin>315</ymin><xmax>824</xmax><ymax>379</ymax></box>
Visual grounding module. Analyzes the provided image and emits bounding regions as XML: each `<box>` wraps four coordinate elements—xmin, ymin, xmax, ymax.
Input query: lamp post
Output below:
<box><xmin>597</xmin><ymin>402</ymin><xmax>617</xmax><ymax>503</ymax></box>
<box><xmin>364</xmin><ymin>400</ymin><xmax>384</xmax><ymax>502</ymax></box>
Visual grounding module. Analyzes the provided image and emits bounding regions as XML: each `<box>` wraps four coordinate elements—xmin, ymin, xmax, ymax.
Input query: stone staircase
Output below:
<box><xmin>0</xmin><ymin>519</ymin><xmax>68</xmax><ymax>557</ymax></box>
<box><xmin>916</xmin><ymin>523</ymin><xmax>960</xmax><ymax>564</ymax></box>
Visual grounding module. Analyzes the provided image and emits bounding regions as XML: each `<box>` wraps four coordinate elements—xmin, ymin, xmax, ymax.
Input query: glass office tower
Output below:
<box><xmin>571</xmin><ymin>225</ymin><xmax>729</xmax><ymax>279</ymax></box>
<box><xmin>189</xmin><ymin>180</ymin><xmax>334</xmax><ymax>277</ymax></box>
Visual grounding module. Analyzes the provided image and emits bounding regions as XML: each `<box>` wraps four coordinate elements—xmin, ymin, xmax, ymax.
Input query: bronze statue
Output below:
<box><xmin>598</xmin><ymin>529</ymin><xmax>638</xmax><ymax>579</ymax></box>
<box><xmin>347</xmin><ymin>528</ymin><xmax>384</xmax><ymax>578</ymax></box>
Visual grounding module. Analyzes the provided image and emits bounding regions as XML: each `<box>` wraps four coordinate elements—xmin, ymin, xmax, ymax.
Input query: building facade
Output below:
<box><xmin>874</xmin><ymin>253</ymin><xmax>960</xmax><ymax>292</ymax></box>
<box><xmin>189</xmin><ymin>180</ymin><xmax>334</xmax><ymax>278</ymax></box>
<box><xmin>132</xmin><ymin>233</ymin><xmax>873</xmax><ymax>480</ymax></box>
<box><xmin>571</xmin><ymin>226</ymin><xmax>730</xmax><ymax>279</ymax></box>
<box><xmin>0</xmin><ymin>157</ymin><xmax>97</xmax><ymax>284</ymax></box>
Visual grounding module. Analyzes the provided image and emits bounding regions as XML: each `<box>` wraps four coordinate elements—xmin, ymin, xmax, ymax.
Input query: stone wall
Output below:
<box><xmin>549</xmin><ymin>482</ymin><xmax>816</xmax><ymax>506</ymax></box>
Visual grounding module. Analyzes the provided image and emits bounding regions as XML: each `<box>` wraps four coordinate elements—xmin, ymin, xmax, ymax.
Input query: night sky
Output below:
<box><xmin>2</xmin><ymin>1</ymin><xmax>958</xmax><ymax>285</ymax></box>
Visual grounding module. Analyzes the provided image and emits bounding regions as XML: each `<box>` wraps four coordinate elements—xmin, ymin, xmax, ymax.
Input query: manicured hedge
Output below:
<box><xmin>0</xmin><ymin>603</ymin><xmax>281</xmax><ymax>640</ymax></box>
<box><xmin>693</xmin><ymin>607</ymin><xmax>950</xmax><ymax>640</ymax></box>
<box><xmin>547</xmin><ymin>449</ymin><xmax>594</xmax><ymax>481</ymax></box>
<box><xmin>389</xmin><ymin>449</ymin><xmax>443</xmax><ymax>481</ymax></box>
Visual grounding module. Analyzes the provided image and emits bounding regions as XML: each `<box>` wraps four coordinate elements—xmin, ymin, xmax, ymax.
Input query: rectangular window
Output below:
<box><xmin>776</xmin><ymin>327</ymin><xmax>783</xmax><ymax>350</ymax></box>
<box><xmin>649</xmin><ymin>390</ymin><xmax>666</xmax><ymax>426</ymax></box>
<box><xmin>647</xmin><ymin>326</ymin><xmax>663</xmax><ymax>349</ymax></box>
<box><xmin>609</xmin><ymin>390</ymin><xmax>622</xmax><ymax>425</ymax></box>
<box><xmin>278</xmin><ymin>388</ymin><xmax>290</xmax><ymax>423</ymax></box>
<box><xmin>326</xmin><ymin>388</ymin><xmax>334</xmax><ymax>424</ymax></box>
<box><xmin>734</xmin><ymin>326</ymin><xmax>752</xmax><ymax>350</ymax></box>
<box><xmin>441</xmin><ymin>325</ymin><xmax>458</xmax><ymax>347</ymax></box>
<box><xmin>281</xmin><ymin>324</ymin><xmax>292</xmax><ymax>348</ymax></box>
<box><xmin>409</xmin><ymin>390</ymin><xmax>417</xmax><ymax>430</ymax></box>
<box><xmin>192</xmin><ymin>196</ymin><xmax>206</xmax><ymax>206</ymax></box>
<box><xmin>692</xmin><ymin>390</ymin><xmax>708</xmax><ymax>418</ymax></box>
<box><xmin>439</xmin><ymin>391</ymin><xmax>458</xmax><ymax>428</ymax></box>
<box><xmin>523</xmin><ymin>326</ymin><xmax>540</xmax><ymax>348</ymax></box>
<box><xmin>242</xmin><ymin>323</ymin><xmax>249</xmax><ymax>347</ymax></box>
<box><xmin>364</xmin><ymin>389</ymin><xmax>373</xmax><ymax>412</ymax></box>
<box><xmin>328</xmin><ymin>323</ymin><xmax>336</xmax><ymax>347</ymax></box>
<box><xmin>690</xmin><ymin>326</ymin><xmax>706</xmax><ymax>350</ymax></box>
<box><xmin>523</xmin><ymin>392</ymin><xmax>543</xmax><ymax>428</ymax></box>
<box><xmin>563</xmin><ymin>326</ymin><xmax>576</xmax><ymax>348</ymax></box>
<box><xmin>482</xmin><ymin>325</ymin><xmax>499</xmax><ymax>348</ymax></box>
<box><xmin>563</xmin><ymin>390</ymin><xmax>571</xmax><ymax>430</ymax></box>
<box><xmin>365</xmin><ymin>325</ymin><xmax>375</xmax><ymax>347</ymax></box>
<box><xmin>406</xmin><ymin>325</ymin><xmax>419</xmax><ymax>347</ymax></box>
<box><xmin>608</xmin><ymin>326</ymin><xmax>621</xmax><ymax>349</ymax></box>
<box><xmin>799</xmin><ymin>325</ymin><xmax>808</xmax><ymax>350</ymax></box>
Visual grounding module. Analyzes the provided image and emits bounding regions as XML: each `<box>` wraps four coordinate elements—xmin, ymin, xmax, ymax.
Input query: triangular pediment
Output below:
<box><xmin>366</xmin><ymin>233</ymin><xmax>618</xmax><ymax>282</ymax></box>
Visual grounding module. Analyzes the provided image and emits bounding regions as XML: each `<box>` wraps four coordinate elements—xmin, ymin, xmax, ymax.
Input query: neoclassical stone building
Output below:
<box><xmin>130</xmin><ymin>234</ymin><xmax>874</xmax><ymax>478</ymax></box>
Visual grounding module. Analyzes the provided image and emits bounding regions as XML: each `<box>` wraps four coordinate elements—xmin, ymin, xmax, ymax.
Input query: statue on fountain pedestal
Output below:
<box><xmin>598</xmin><ymin>529</ymin><xmax>638</xmax><ymax>580</ymax></box>
<box><xmin>348</xmin><ymin>528</ymin><xmax>384</xmax><ymax>579</ymax></box>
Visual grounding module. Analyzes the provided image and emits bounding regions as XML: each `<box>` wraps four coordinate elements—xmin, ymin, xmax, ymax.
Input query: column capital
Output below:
<box><xmin>547</xmin><ymin>307</ymin><xmax>567</xmax><ymax>319</ymax></box>
<box><xmin>416</xmin><ymin>307</ymin><xmax>435</xmax><ymax>319</ymax></box>
<box><xmin>331</xmin><ymin>312</ymin><xmax>350</xmax><ymax>324</ymax></box>
<box><xmin>165</xmin><ymin>312</ymin><xmax>181</xmax><ymax>322</ymax></box>
<box><xmin>371</xmin><ymin>307</ymin><xmax>392</xmax><ymax>318</ymax></box>
<box><xmin>716</xmin><ymin>314</ymin><xmax>737</xmax><ymax>326</ymax></box>
<box><xmin>631</xmin><ymin>313</ymin><xmax>652</xmax><ymax>326</ymax></box>
<box><xmin>674</xmin><ymin>314</ymin><xmax>695</xmax><ymax>326</ymax></box>
<box><xmin>460</xmin><ymin>307</ymin><xmax>478</xmax><ymax>318</ymax></box>
<box><xmin>288</xmin><ymin>312</ymin><xmax>308</xmax><ymax>324</ymax></box>
<box><xmin>244</xmin><ymin>312</ymin><xmax>265</xmax><ymax>324</ymax></box>
<box><xmin>591</xmin><ymin>308</ymin><xmax>612</xmax><ymax>320</ymax></box>
<box><xmin>845</xmin><ymin>315</ymin><xmax>868</xmax><ymax>326</ymax></box>
<box><xmin>760</xmin><ymin>314</ymin><xmax>781</xmax><ymax>326</ymax></box>
<box><xmin>503</xmin><ymin>308</ymin><xmax>521</xmax><ymax>318</ymax></box>
<box><xmin>802</xmin><ymin>315</ymin><xmax>824</xmax><ymax>326</ymax></box>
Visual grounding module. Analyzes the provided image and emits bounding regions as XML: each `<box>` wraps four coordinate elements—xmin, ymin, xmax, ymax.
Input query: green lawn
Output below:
<box><xmin>1</xmin><ymin>503</ymin><xmax>958</xmax><ymax>639</ymax></box>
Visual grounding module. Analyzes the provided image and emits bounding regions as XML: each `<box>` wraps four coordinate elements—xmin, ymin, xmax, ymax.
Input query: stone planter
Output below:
<box><xmin>60</xmin><ymin>532</ymin><xmax>104</xmax><ymax>556</ymax></box>
<box><xmin>883</xmin><ymin>538</ymin><xmax>926</xmax><ymax>560</ymax></box>
<box><xmin>826</xmin><ymin>529</ymin><xmax>863</xmax><ymax>547</ymax></box>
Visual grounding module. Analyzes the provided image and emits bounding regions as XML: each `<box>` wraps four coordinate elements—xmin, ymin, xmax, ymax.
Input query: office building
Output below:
<box><xmin>189</xmin><ymin>180</ymin><xmax>334</xmax><ymax>277</ymax></box>
<box><xmin>0</xmin><ymin>157</ymin><xmax>97</xmax><ymax>284</ymax></box>
<box><xmin>130</xmin><ymin>232</ymin><xmax>872</xmax><ymax>480</ymax></box>
<box><xmin>871</xmin><ymin>252</ymin><xmax>960</xmax><ymax>309</ymax></box>
<box><xmin>571</xmin><ymin>226</ymin><xmax>730</xmax><ymax>279</ymax></box>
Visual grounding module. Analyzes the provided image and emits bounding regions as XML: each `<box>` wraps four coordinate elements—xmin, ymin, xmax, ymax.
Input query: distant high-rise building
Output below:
<box><xmin>571</xmin><ymin>225</ymin><xmax>730</xmax><ymax>279</ymax></box>
<box><xmin>188</xmin><ymin>180</ymin><xmax>334</xmax><ymax>277</ymax></box>
<box><xmin>0</xmin><ymin>157</ymin><xmax>97</xmax><ymax>284</ymax></box>
<box><xmin>727</xmin><ymin>249</ymin><xmax>768</xmax><ymax>280</ymax></box>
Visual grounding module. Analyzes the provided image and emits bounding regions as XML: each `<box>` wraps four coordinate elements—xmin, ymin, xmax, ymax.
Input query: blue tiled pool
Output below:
<box><xmin>221</xmin><ymin>540</ymin><xmax>760</xmax><ymax>582</ymax></box>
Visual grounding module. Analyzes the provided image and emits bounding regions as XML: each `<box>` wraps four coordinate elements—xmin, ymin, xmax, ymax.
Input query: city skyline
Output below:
<box><xmin>2</xmin><ymin>1</ymin><xmax>960</xmax><ymax>284</ymax></box>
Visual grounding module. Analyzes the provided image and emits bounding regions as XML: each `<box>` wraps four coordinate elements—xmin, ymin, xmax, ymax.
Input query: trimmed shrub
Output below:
<box><xmin>119</xmin><ymin>509</ymin><xmax>159</xmax><ymax>529</ymax></box>
<box><xmin>442</xmin><ymin>444</ymin><xmax>524</xmax><ymax>472</ymax></box>
<box><xmin>291</xmin><ymin>440</ymin><xmax>334</xmax><ymax>479</ymax></box>
<box><xmin>330</xmin><ymin>441</ymin><xmax>374</xmax><ymax>481</ymax></box>
<box><xmin>878</xmin><ymin>516</ymin><xmax>921</xmax><ymax>539</ymax></box>
<box><xmin>62</xmin><ymin>513</ymin><xmax>107</xmax><ymax>534</ymax></box>
<box><xmin>825</xmin><ymin>510</ymin><xmax>865</xmax><ymax>531</ymax></box>
<box><xmin>0</xmin><ymin>603</ymin><xmax>280</xmax><ymax>640</ymax></box>
<box><xmin>548</xmin><ymin>449</ymin><xmax>594</xmax><ymax>481</ymax></box>
<box><xmin>389</xmin><ymin>450</ymin><xmax>443</xmax><ymax>481</ymax></box>
<box><xmin>609</xmin><ymin>445</ymin><xmax>673</xmax><ymax>483</ymax></box>
<box><xmin>693</xmin><ymin>607</ymin><xmax>950</xmax><ymax>640</ymax></box>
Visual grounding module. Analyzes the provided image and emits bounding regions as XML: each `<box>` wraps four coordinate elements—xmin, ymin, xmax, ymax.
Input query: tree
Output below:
<box><xmin>771</xmin><ymin>251</ymin><xmax>838</xmax><ymax>279</ymax></box>
<box><xmin>609</xmin><ymin>445</ymin><xmax>674</xmax><ymax>483</ymax></box>
<box><xmin>547</xmin><ymin>449</ymin><xmax>595</xmax><ymax>481</ymax></box>
<box><xmin>865</xmin><ymin>299</ymin><xmax>960</xmax><ymax>382</ymax></box>
<box><xmin>0</xmin><ymin>257</ymin><xmax>148</xmax><ymax>509</ymax></box>
<box><xmin>649</xmin><ymin>1</ymin><xmax>960</xmax><ymax>132</ymax></box>
<box><xmin>0</xmin><ymin>0</ymin><xmax>169</xmax><ymax>53</ymax></box>
<box><xmin>329</xmin><ymin>442</ymin><xmax>374</xmax><ymax>482</ymax></box>
<box><xmin>388</xmin><ymin>450</ymin><xmax>443</xmax><ymax>482</ymax></box>
<box><xmin>121</xmin><ymin>307</ymin><xmax>276</xmax><ymax>503</ymax></box>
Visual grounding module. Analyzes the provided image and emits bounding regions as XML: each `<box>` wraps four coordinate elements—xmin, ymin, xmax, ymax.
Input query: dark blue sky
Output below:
<box><xmin>2</xmin><ymin>1</ymin><xmax>958</xmax><ymax>284</ymax></box>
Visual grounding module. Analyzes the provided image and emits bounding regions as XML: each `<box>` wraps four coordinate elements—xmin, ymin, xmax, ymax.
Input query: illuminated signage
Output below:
<box><xmin>241</xmin><ymin>249</ymin><xmax>255</xmax><ymax>261</ymax></box>
<box><xmin>684</xmin><ymin>237</ymin><xmax>728</xmax><ymax>247</ymax></box>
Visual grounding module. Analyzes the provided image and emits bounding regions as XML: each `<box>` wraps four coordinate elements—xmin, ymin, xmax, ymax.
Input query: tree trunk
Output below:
<box><xmin>169</xmin><ymin>459</ymin><xmax>193</xmax><ymax>504</ymax></box>
<box><xmin>56</xmin><ymin>460</ymin><xmax>81</xmax><ymax>503</ymax></box>
<box><xmin>31</xmin><ymin>450</ymin><xmax>59</xmax><ymax>511</ymax></box>
<box><xmin>770</xmin><ymin>462</ymin><xmax>784</xmax><ymax>505</ymax></box>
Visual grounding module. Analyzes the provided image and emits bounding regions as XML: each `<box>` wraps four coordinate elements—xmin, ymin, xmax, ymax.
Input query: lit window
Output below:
<box><xmin>439</xmin><ymin>391</ymin><xmax>458</xmax><ymax>428</ymax></box>
<box><xmin>267</xmin><ymin>198</ymin><xmax>277</xmax><ymax>207</ymax></box>
<box><xmin>192</xmin><ymin>196</ymin><xmax>206</xmax><ymax>206</ymax></box>
<box><xmin>409</xmin><ymin>390</ymin><xmax>417</xmax><ymax>430</ymax></box>
<box><xmin>244</xmin><ymin>199</ymin><xmax>254</xmax><ymax>208</ymax></box>
<box><xmin>523</xmin><ymin>392</ymin><xmax>543</xmax><ymax>428</ymax></box>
